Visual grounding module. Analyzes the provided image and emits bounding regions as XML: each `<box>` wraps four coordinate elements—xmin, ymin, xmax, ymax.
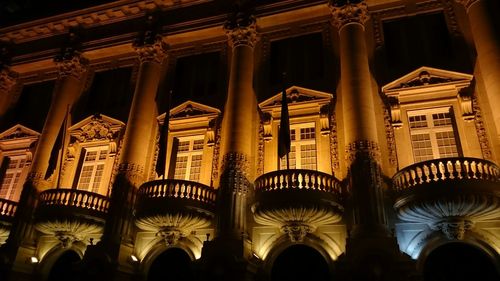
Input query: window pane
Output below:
<box><xmin>174</xmin><ymin>156</ymin><xmax>188</xmax><ymax>180</ymax></box>
<box><xmin>177</xmin><ymin>141</ymin><xmax>190</xmax><ymax>152</ymax></box>
<box><xmin>193</xmin><ymin>139</ymin><xmax>204</xmax><ymax>151</ymax></box>
<box><xmin>189</xmin><ymin>155</ymin><xmax>202</xmax><ymax>181</ymax></box>
<box><xmin>409</xmin><ymin>115</ymin><xmax>428</xmax><ymax>128</ymax></box>
<box><xmin>432</xmin><ymin>112</ymin><xmax>452</xmax><ymax>127</ymax></box>
<box><xmin>0</xmin><ymin>156</ymin><xmax>27</xmax><ymax>200</ymax></box>
<box><xmin>411</xmin><ymin>134</ymin><xmax>434</xmax><ymax>162</ymax></box>
<box><xmin>300</xmin><ymin>144</ymin><xmax>317</xmax><ymax>170</ymax></box>
<box><xmin>300</xmin><ymin>127</ymin><xmax>315</xmax><ymax>140</ymax></box>
<box><xmin>436</xmin><ymin>131</ymin><xmax>459</xmax><ymax>158</ymax></box>
<box><xmin>77</xmin><ymin>147</ymin><xmax>108</xmax><ymax>192</ymax></box>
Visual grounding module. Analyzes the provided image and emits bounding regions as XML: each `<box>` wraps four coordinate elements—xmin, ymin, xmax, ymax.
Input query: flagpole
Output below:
<box><xmin>55</xmin><ymin>105</ymin><xmax>70</xmax><ymax>189</ymax></box>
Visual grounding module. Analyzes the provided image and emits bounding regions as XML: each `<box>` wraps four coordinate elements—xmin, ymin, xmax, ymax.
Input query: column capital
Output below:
<box><xmin>134</xmin><ymin>35</ymin><xmax>168</xmax><ymax>64</ymax></box>
<box><xmin>345</xmin><ymin>140</ymin><xmax>380</xmax><ymax>163</ymax></box>
<box><xmin>329</xmin><ymin>0</ymin><xmax>370</xmax><ymax>29</ymax></box>
<box><xmin>454</xmin><ymin>0</ymin><xmax>481</xmax><ymax>10</ymax></box>
<box><xmin>0</xmin><ymin>66</ymin><xmax>18</xmax><ymax>93</ymax></box>
<box><xmin>224</xmin><ymin>14</ymin><xmax>258</xmax><ymax>49</ymax></box>
<box><xmin>54</xmin><ymin>51</ymin><xmax>89</xmax><ymax>80</ymax></box>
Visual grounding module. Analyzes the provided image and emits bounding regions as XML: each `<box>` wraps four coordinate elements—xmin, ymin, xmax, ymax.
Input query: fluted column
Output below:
<box><xmin>0</xmin><ymin>67</ymin><xmax>18</xmax><ymax>121</ymax></box>
<box><xmin>330</xmin><ymin>0</ymin><xmax>387</xmax><ymax>234</ymax></box>
<box><xmin>217</xmin><ymin>15</ymin><xmax>258</xmax><ymax>238</ymax></box>
<box><xmin>456</xmin><ymin>0</ymin><xmax>500</xmax><ymax>144</ymax></box>
<box><xmin>30</xmin><ymin>53</ymin><xmax>88</xmax><ymax>188</ymax></box>
<box><xmin>101</xmin><ymin>36</ymin><xmax>166</xmax><ymax>247</ymax></box>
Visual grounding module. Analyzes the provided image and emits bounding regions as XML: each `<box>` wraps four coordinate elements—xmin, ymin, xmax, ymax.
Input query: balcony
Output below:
<box><xmin>393</xmin><ymin>157</ymin><xmax>500</xmax><ymax>240</ymax></box>
<box><xmin>252</xmin><ymin>169</ymin><xmax>344</xmax><ymax>242</ymax></box>
<box><xmin>0</xmin><ymin>199</ymin><xmax>17</xmax><ymax>244</ymax></box>
<box><xmin>135</xmin><ymin>179</ymin><xmax>216</xmax><ymax>245</ymax></box>
<box><xmin>34</xmin><ymin>189</ymin><xmax>110</xmax><ymax>247</ymax></box>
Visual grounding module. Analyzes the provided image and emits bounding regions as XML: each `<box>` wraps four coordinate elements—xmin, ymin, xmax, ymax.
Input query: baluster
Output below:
<box><xmin>415</xmin><ymin>166</ymin><xmax>423</xmax><ymax>185</ymax></box>
<box><xmin>421</xmin><ymin>163</ymin><xmax>429</xmax><ymax>183</ymax></box>
<box><xmin>477</xmin><ymin>162</ymin><xmax>485</xmax><ymax>180</ymax></box>
<box><xmin>436</xmin><ymin>162</ymin><xmax>444</xmax><ymax>181</ymax></box>
<box><xmin>443</xmin><ymin>161</ymin><xmax>451</xmax><ymax>180</ymax></box>
<box><xmin>471</xmin><ymin>161</ymin><xmax>479</xmax><ymax>179</ymax></box>
<box><xmin>428</xmin><ymin>163</ymin><xmax>437</xmax><ymax>182</ymax></box>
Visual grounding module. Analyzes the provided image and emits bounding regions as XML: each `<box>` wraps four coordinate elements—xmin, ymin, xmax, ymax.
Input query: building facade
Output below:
<box><xmin>0</xmin><ymin>0</ymin><xmax>499</xmax><ymax>280</ymax></box>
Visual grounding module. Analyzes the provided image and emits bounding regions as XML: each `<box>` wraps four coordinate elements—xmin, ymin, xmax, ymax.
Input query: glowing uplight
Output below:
<box><xmin>29</xmin><ymin>257</ymin><xmax>39</xmax><ymax>264</ymax></box>
<box><xmin>130</xmin><ymin>255</ymin><xmax>139</xmax><ymax>262</ymax></box>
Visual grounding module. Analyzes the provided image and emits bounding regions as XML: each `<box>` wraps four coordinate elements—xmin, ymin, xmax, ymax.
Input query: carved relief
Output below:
<box><xmin>345</xmin><ymin>140</ymin><xmax>381</xmax><ymax>163</ymax></box>
<box><xmin>383</xmin><ymin>106</ymin><xmax>398</xmax><ymax>167</ymax></box>
<box><xmin>320</xmin><ymin>105</ymin><xmax>330</xmax><ymax>135</ymax></box>
<box><xmin>0</xmin><ymin>67</ymin><xmax>17</xmax><ymax>93</ymax></box>
<box><xmin>330</xmin><ymin>111</ymin><xmax>340</xmax><ymax>171</ymax></box>
<box><xmin>329</xmin><ymin>0</ymin><xmax>370</xmax><ymax>29</ymax></box>
<box><xmin>224</xmin><ymin>14</ymin><xmax>258</xmax><ymax>48</ymax></box>
<box><xmin>257</xmin><ymin>121</ymin><xmax>264</xmax><ymax>177</ymax></box>
<box><xmin>281</xmin><ymin>223</ymin><xmax>313</xmax><ymax>243</ymax></box>
<box><xmin>472</xmin><ymin>94</ymin><xmax>492</xmax><ymax>159</ymax></box>
<box><xmin>72</xmin><ymin>116</ymin><xmax>118</xmax><ymax>142</ymax></box>
<box><xmin>459</xmin><ymin>91</ymin><xmax>474</xmax><ymax>120</ymax></box>
<box><xmin>220</xmin><ymin>152</ymin><xmax>250</xmax><ymax>194</ymax></box>
<box><xmin>54</xmin><ymin>51</ymin><xmax>88</xmax><ymax>79</ymax></box>
<box><xmin>433</xmin><ymin>218</ymin><xmax>474</xmax><ymax>240</ymax></box>
<box><xmin>211</xmin><ymin>126</ymin><xmax>221</xmax><ymax>186</ymax></box>
<box><xmin>134</xmin><ymin>35</ymin><xmax>168</xmax><ymax>64</ymax></box>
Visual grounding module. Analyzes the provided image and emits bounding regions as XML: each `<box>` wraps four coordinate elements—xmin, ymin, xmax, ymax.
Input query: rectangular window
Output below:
<box><xmin>0</xmin><ymin>156</ymin><xmax>26</xmax><ymax>200</ymax></box>
<box><xmin>280</xmin><ymin>123</ymin><xmax>316</xmax><ymax>170</ymax></box>
<box><xmin>173</xmin><ymin>136</ymin><xmax>204</xmax><ymax>182</ymax></box>
<box><xmin>77</xmin><ymin>147</ymin><xmax>108</xmax><ymax>193</ymax></box>
<box><xmin>408</xmin><ymin>107</ymin><xmax>459</xmax><ymax>162</ymax></box>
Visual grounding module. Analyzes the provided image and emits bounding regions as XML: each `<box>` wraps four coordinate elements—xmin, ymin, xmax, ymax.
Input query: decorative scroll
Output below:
<box><xmin>329</xmin><ymin>0</ymin><xmax>370</xmax><ymax>29</ymax></box>
<box><xmin>224</xmin><ymin>14</ymin><xmax>258</xmax><ymax>48</ymax></box>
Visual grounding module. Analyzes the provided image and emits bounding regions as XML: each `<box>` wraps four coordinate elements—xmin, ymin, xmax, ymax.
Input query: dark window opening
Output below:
<box><xmin>424</xmin><ymin>243</ymin><xmax>500</xmax><ymax>281</ymax></box>
<box><xmin>47</xmin><ymin>250</ymin><xmax>81</xmax><ymax>281</ymax></box>
<box><xmin>147</xmin><ymin>248</ymin><xmax>193</xmax><ymax>281</ymax></box>
<box><xmin>271</xmin><ymin>245</ymin><xmax>330</xmax><ymax>281</ymax></box>
<box><xmin>383</xmin><ymin>13</ymin><xmax>453</xmax><ymax>79</ymax></box>
<box><xmin>1</xmin><ymin>80</ymin><xmax>54</xmax><ymax>132</ymax></box>
<box><xmin>74</xmin><ymin>67</ymin><xmax>134</xmax><ymax>122</ymax></box>
<box><xmin>171</xmin><ymin>52</ymin><xmax>223</xmax><ymax>109</ymax></box>
<box><xmin>269</xmin><ymin>33</ymin><xmax>325</xmax><ymax>96</ymax></box>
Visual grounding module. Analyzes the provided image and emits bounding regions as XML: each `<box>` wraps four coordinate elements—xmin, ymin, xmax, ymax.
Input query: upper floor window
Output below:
<box><xmin>0</xmin><ymin>155</ymin><xmax>26</xmax><ymax>200</ymax></box>
<box><xmin>173</xmin><ymin>136</ymin><xmax>204</xmax><ymax>182</ymax></box>
<box><xmin>76</xmin><ymin>146</ymin><xmax>108</xmax><ymax>193</ymax></box>
<box><xmin>280</xmin><ymin>124</ymin><xmax>317</xmax><ymax>170</ymax></box>
<box><xmin>408</xmin><ymin>108</ymin><xmax>459</xmax><ymax>162</ymax></box>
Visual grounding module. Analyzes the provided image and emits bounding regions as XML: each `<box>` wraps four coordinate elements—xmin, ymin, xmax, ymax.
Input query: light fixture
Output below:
<box><xmin>130</xmin><ymin>255</ymin><xmax>139</xmax><ymax>262</ymax></box>
<box><xmin>29</xmin><ymin>257</ymin><xmax>39</xmax><ymax>264</ymax></box>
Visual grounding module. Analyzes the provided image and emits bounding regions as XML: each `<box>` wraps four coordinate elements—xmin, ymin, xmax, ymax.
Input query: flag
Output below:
<box><xmin>278</xmin><ymin>87</ymin><xmax>291</xmax><ymax>159</ymax></box>
<box><xmin>155</xmin><ymin>91</ymin><xmax>171</xmax><ymax>179</ymax></box>
<box><xmin>45</xmin><ymin>106</ymin><xmax>70</xmax><ymax>180</ymax></box>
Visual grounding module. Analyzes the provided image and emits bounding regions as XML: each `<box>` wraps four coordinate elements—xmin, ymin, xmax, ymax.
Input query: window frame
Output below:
<box><xmin>279</xmin><ymin>122</ymin><xmax>318</xmax><ymax>170</ymax></box>
<box><xmin>172</xmin><ymin>135</ymin><xmax>205</xmax><ymax>182</ymax></box>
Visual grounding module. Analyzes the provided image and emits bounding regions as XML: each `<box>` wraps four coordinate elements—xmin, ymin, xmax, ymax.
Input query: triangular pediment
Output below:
<box><xmin>382</xmin><ymin>66</ymin><xmax>473</xmax><ymax>93</ymax></box>
<box><xmin>168</xmin><ymin>101</ymin><xmax>221</xmax><ymax>119</ymax></box>
<box><xmin>69</xmin><ymin>114</ymin><xmax>125</xmax><ymax>142</ymax></box>
<box><xmin>259</xmin><ymin>86</ymin><xmax>333</xmax><ymax>110</ymax></box>
<box><xmin>0</xmin><ymin>124</ymin><xmax>40</xmax><ymax>141</ymax></box>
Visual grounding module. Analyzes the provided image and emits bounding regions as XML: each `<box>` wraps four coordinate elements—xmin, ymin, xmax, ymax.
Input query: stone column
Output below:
<box><xmin>0</xmin><ymin>52</ymin><xmax>87</xmax><ymax>277</ymax></box>
<box><xmin>218</xmin><ymin>14</ymin><xmax>258</xmax><ymax>239</ymax></box>
<box><xmin>100</xmin><ymin>36</ymin><xmax>166</xmax><ymax>254</ymax></box>
<box><xmin>28</xmin><ymin>53</ymin><xmax>88</xmax><ymax>187</ymax></box>
<box><xmin>0</xmin><ymin>67</ymin><xmax>17</xmax><ymax>121</ymax></box>
<box><xmin>456</xmin><ymin>0</ymin><xmax>500</xmax><ymax>146</ymax></box>
<box><xmin>330</xmin><ymin>1</ymin><xmax>387</xmax><ymax>234</ymax></box>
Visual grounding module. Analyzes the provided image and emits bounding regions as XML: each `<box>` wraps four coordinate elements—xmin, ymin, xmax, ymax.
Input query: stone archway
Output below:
<box><xmin>147</xmin><ymin>247</ymin><xmax>193</xmax><ymax>281</ymax></box>
<box><xmin>271</xmin><ymin>244</ymin><xmax>330</xmax><ymax>281</ymax></box>
<box><xmin>47</xmin><ymin>250</ymin><xmax>82</xmax><ymax>281</ymax></box>
<box><xmin>423</xmin><ymin>242</ymin><xmax>500</xmax><ymax>281</ymax></box>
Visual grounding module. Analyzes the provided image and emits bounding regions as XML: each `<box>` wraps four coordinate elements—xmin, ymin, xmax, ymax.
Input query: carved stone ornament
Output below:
<box><xmin>459</xmin><ymin>91</ymin><xmax>475</xmax><ymax>121</ymax></box>
<box><xmin>73</xmin><ymin>116</ymin><xmax>116</xmax><ymax>142</ymax></box>
<box><xmin>220</xmin><ymin>152</ymin><xmax>250</xmax><ymax>194</ymax></box>
<box><xmin>329</xmin><ymin>0</ymin><xmax>370</xmax><ymax>29</ymax></box>
<box><xmin>55</xmin><ymin>51</ymin><xmax>88</xmax><ymax>79</ymax></box>
<box><xmin>35</xmin><ymin>220</ymin><xmax>103</xmax><ymax>248</ymax></box>
<box><xmin>224</xmin><ymin>14</ymin><xmax>258</xmax><ymax>48</ymax></box>
<box><xmin>0</xmin><ymin>67</ymin><xmax>17</xmax><ymax>92</ymax></box>
<box><xmin>157</xmin><ymin>227</ymin><xmax>183</xmax><ymax>246</ymax></box>
<box><xmin>281</xmin><ymin>222</ymin><xmax>313</xmax><ymax>243</ymax></box>
<box><xmin>134</xmin><ymin>35</ymin><xmax>168</xmax><ymax>64</ymax></box>
<box><xmin>118</xmin><ymin>162</ymin><xmax>145</xmax><ymax>185</ymax></box>
<box><xmin>345</xmin><ymin>140</ymin><xmax>380</xmax><ymax>163</ymax></box>
<box><xmin>454</xmin><ymin>0</ymin><xmax>481</xmax><ymax>10</ymax></box>
<box><xmin>433</xmin><ymin>218</ymin><xmax>474</xmax><ymax>240</ymax></box>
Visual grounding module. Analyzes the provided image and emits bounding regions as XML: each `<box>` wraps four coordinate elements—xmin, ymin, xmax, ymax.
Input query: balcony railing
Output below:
<box><xmin>138</xmin><ymin>179</ymin><xmax>216</xmax><ymax>205</ymax></box>
<box><xmin>0</xmin><ymin>198</ymin><xmax>17</xmax><ymax>221</ymax></box>
<box><xmin>393</xmin><ymin>157</ymin><xmax>500</xmax><ymax>192</ymax></box>
<box><xmin>255</xmin><ymin>169</ymin><xmax>343</xmax><ymax>196</ymax></box>
<box><xmin>37</xmin><ymin>189</ymin><xmax>110</xmax><ymax>219</ymax></box>
<box><xmin>136</xmin><ymin>179</ymin><xmax>217</xmax><ymax>216</ymax></box>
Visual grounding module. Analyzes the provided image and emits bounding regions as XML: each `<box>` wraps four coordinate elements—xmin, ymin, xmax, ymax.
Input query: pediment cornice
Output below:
<box><xmin>69</xmin><ymin>114</ymin><xmax>125</xmax><ymax>143</ymax></box>
<box><xmin>259</xmin><ymin>86</ymin><xmax>333</xmax><ymax>111</ymax></box>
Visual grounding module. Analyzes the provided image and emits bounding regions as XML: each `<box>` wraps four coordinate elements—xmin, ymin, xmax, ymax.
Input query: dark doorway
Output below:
<box><xmin>147</xmin><ymin>248</ymin><xmax>193</xmax><ymax>281</ymax></box>
<box><xmin>424</xmin><ymin>243</ymin><xmax>500</xmax><ymax>281</ymax></box>
<box><xmin>271</xmin><ymin>244</ymin><xmax>330</xmax><ymax>281</ymax></box>
<box><xmin>47</xmin><ymin>250</ymin><xmax>81</xmax><ymax>281</ymax></box>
